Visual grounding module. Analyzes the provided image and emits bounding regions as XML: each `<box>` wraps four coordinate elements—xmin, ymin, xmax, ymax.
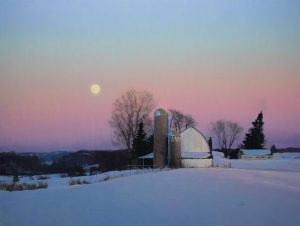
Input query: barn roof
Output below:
<box><xmin>138</xmin><ymin>152</ymin><xmax>212</xmax><ymax>159</ymax></box>
<box><xmin>241</xmin><ymin>149</ymin><xmax>272</xmax><ymax>156</ymax></box>
<box><xmin>181</xmin><ymin>152</ymin><xmax>211</xmax><ymax>159</ymax></box>
<box><xmin>180</xmin><ymin>127</ymin><xmax>211</xmax><ymax>153</ymax></box>
<box><xmin>180</xmin><ymin>127</ymin><xmax>208</xmax><ymax>142</ymax></box>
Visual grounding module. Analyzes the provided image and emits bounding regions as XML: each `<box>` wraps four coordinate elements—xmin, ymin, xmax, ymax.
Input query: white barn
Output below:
<box><xmin>139</xmin><ymin>127</ymin><xmax>213</xmax><ymax>168</ymax></box>
<box><xmin>180</xmin><ymin>127</ymin><xmax>213</xmax><ymax>168</ymax></box>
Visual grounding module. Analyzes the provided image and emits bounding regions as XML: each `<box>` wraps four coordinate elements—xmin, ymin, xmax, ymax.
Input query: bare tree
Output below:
<box><xmin>109</xmin><ymin>89</ymin><xmax>155</xmax><ymax>151</ymax></box>
<box><xmin>211</xmin><ymin>120</ymin><xmax>243</xmax><ymax>157</ymax></box>
<box><xmin>184</xmin><ymin>115</ymin><xmax>196</xmax><ymax>129</ymax></box>
<box><xmin>169</xmin><ymin>109</ymin><xmax>197</xmax><ymax>132</ymax></box>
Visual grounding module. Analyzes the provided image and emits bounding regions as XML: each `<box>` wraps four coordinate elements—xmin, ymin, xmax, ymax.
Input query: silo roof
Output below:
<box><xmin>154</xmin><ymin>108</ymin><xmax>168</xmax><ymax>116</ymax></box>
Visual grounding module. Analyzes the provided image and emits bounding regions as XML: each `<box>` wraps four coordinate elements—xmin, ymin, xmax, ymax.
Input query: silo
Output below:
<box><xmin>169</xmin><ymin>131</ymin><xmax>182</xmax><ymax>168</ymax></box>
<box><xmin>153</xmin><ymin>108</ymin><xmax>169</xmax><ymax>168</ymax></box>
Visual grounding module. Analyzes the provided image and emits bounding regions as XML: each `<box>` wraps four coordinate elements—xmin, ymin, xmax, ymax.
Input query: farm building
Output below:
<box><xmin>180</xmin><ymin>127</ymin><xmax>213</xmax><ymax>168</ymax></box>
<box><xmin>138</xmin><ymin>153</ymin><xmax>153</xmax><ymax>168</ymax></box>
<box><xmin>139</xmin><ymin>108</ymin><xmax>213</xmax><ymax>168</ymax></box>
<box><xmin>241</xmin><ymin>149</ymin><xmax>273</xmax><ymax>160</ymax></box>
<box><xmin>138</xmin><ymin>127</ymin><xmax>213</xmax><ymax>168</ymax></box>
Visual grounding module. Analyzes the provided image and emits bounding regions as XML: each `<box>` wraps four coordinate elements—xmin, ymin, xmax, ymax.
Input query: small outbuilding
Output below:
<box><xmin>241</xmin><ymin>149</ymin><xmax>272</xmax><ymax>160</ymax></box>
<box><xmin>138</xmin><ymin>152</ymin><xmax>154</xmax><ymax>168</ymax></box>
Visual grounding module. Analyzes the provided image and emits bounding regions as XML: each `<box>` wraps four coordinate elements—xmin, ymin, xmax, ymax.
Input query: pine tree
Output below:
<box><xmin>146</xmin><ymin>133</ymin><xmax>154</xmax><ymax>152</ymax></box>
<box><xmin>132</xmin><ymin>121</ymin><xmax>148</xmax><ymax>158</ymax></box>
<box><xmin>270</xmin><ymin>144</ymin><xmax>277</xmax><ymax>154</ymax></box>
<box><xmin>243</xmin><ymin>112</ymin><xmax>266</xmax><ymax>149</ymax></box>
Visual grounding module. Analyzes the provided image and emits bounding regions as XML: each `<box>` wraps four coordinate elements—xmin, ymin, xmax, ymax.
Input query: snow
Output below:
<box><xmin>0</xmin><ymin>168</ymin><xmax>160</xmax><ymax>189</ymax></box>
<box><xmin>1</xmin><ymin>153</ymin><xmax>300</xmax><ymax>226</ymax></box>
<box><xmin>0</xmin><ymin>167</ymin><xmax>300</xmax><ymax>226</ymax></box>
<box><xmin>139</xmin><ymin>151</ymin><xmax>212</xmax><ymax>159</ymax></box>
<box><xmin>273</xmin><ymin>152</ymin><xmax>300</xmax><ymax>159</ymax></box>
<box><xmin>181</xmin><ymin>151</ymin><xmax>211</xmax><ymax>159</ymax></box>
<box><xmin>213</xmin><ymin>152</ymin><xmax>300</xmax><ymax>172</ymax></box>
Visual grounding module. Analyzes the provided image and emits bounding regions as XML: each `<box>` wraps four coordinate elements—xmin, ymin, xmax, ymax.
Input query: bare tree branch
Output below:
<box><xmin>211</xmin><ymin>120</ymin><xmax>243</xmax><ymax>156</ymax></box>
<box><xmin>169</xmin><ymin>109</ymin><xmax>197</xmax><ymax>132</ymax></box>
<box><xmin>109</xmin><ymin>89</ymin><xmax>155</xmax><ymax>151</ymax></box>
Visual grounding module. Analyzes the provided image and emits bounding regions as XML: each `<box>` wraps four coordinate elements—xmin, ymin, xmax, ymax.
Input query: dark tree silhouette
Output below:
<box><xmin>169</xmin><ymin>109</ymin><xmax>197</xmax><ymax>132</ymax></box>
<box><xmin>132</xmin><ymin>121</ymin><xmax>153</xmax><ymax>158</ymax></box>
<box><xmin>243</xmin><ymin>112</ymin><xmax>266</xmax><ymax>149</ymax></box>
<box><xmin>211</xmin><ymin>120</ymin><xmax>243</xmax><ymax>157</ymax></box>
<box><xmin>270</xmin><ymin>144</ymin><xmax>277</xmax><ymax>154</ymax></box>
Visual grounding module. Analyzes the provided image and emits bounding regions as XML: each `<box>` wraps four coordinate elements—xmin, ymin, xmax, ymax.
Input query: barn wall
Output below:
<box><xmin>182</xmin><ymin>159</ymin><xmax>213</xmax><ymax>168</ymax></box>
<box><xmin>181</xmin><ymin>128</ymin><xmax>210</xmax><ymax>153</ymax></box>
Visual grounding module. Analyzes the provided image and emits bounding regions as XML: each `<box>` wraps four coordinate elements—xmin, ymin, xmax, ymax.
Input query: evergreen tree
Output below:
<box><xmin>243</xmin><ymin>112</ymin><xmax>266</xmax><ymax>149</ymax></box>
<box><xmin>270</xmin><ymin>144</ymin><xmax>277</xmax><ymax>154</ymax></box>
<box><xmin>146</xmin><ymin>133</ymin><xmax>154</xmax><ymax>152</ymax></box>
<box><xmin>132</xmin><ymin>121</ymin><xmax>149</xmax><ymax>158</ymax></box>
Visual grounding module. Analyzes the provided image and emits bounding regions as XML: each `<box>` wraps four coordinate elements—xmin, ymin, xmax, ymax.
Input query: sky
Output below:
<box><xmin>0</xmin><ymin>0</ymin><xmax>300</xmax><ymax>152</ymax></box>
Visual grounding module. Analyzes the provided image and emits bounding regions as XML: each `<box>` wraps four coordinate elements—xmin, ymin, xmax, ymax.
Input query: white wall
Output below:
<box><xmin>182</xmin><ymin>159</ymin><xmax>213</xmax><ymax>168</ymax></box>
<box><xmin>181</xmin><ymin>128</ymin><xmax>210</xmax><ymax>153</ymax></box>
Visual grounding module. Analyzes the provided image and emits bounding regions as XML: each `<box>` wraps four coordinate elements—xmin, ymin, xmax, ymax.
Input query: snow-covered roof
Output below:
<box><xmin>83</xmin><ymin>164</ymin><xmax>100</xmax><ymax>170</ymax></box>
<box><xmin>139</xmin><ymin>151</ymin><xmax>212</xmax><ymax>159</ymax></box>
<box><xmin>181</xmin><ymin>152</ymin><xmax>211</xmax><ymax>159</ymax></box>
<box><xmin>138</xmin><ymin>153</ymin><xmax>154</xmax><ymax>159</ymax></box>
<box><xmin>241</xmin><ymin>149</ymin><xmax>272</xmax><ymax>156</ymax></box>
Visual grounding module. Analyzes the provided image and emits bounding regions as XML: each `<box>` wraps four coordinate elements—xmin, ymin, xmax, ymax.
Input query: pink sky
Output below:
<box><xmin>1</xmin><ymin>1</ymin><xmax>300</xmax><ymax>151</ymax></box>
<box><xmin>1</xmin><ymin>58</ymin><xmax>299</xmax><ymax>151</ymax></box>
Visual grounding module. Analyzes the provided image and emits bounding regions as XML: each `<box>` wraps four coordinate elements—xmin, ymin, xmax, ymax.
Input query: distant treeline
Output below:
<box><xmin>52</xmin><ymin>150</ymin><xmax>129</xmax><ymax>176</ymax></box>
<box><xmin>0</xmin><ymin>150</ymin><xmax>130</xmax><ymax>176</ymax></box>
<box><xmin>0</xmin><ymin>152</ymin><xmax>47</xmax><ymax>175</ymax></box>
<box><xmin>276</xmin><ymin>147</ymin><xmax>300</xmax><ymax>153</ymax></box>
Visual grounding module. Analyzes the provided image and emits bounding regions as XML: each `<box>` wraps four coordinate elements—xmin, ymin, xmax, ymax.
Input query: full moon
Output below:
<box><xmin>90</xmin><ymin>84</ymin><xmax>101</xmax><ymax>95</ymax></box>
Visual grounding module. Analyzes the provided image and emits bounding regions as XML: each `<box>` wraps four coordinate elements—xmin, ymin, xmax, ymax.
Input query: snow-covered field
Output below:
<box><xmin>213</xmin><ymin>152</ymin><xmax>300</xmax><ymax>172</ymax></box>
<box><xmin>0</xmin><ymin>168</ymin><xmax>159</xmax><ymax>189</ymax></box>
<box><xmin>1</xmin><ymin>154</ymin><xmax>300</xmax><ymax>226</ymax></box>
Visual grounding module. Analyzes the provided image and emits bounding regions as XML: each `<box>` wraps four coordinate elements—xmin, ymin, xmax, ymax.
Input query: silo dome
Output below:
<box><xmin>154</xmin><ymin>108</ymin><xmax>168</xmax><ymax>117</ymax></box>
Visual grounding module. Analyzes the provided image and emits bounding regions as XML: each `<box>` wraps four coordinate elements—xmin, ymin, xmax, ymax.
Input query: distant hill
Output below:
<box><xmin>19</xmin><ymin>151</ymin><xmax>72</xmax><ymax>165</ymax></box>
<box><xmin>52</xmin><ymin>150</ymin><xmax>129</xmax><ymax>173</ymax></box>
<box><xmin>1</xmin><ymin>150</ymin><xmax>129</xmax><ymax>175</ymax></box>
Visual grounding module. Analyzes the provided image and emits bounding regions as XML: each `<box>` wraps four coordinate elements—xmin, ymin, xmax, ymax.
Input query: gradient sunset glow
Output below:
<box><xmin>1</xmin><ymin>0</ymin><xmax>299</xmax><ymax>152</ymax></box>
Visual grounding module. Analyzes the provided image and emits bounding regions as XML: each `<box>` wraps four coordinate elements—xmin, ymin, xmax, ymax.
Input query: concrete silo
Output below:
<box><xmin>169</xmin><ymin>131</ymin><xmax>182</xmax><ymax>168</ymax></box>
<box><xmin>153</xmin><ymin>108</ymin><xmax>169</xmax><ymax>168</ymax></box>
